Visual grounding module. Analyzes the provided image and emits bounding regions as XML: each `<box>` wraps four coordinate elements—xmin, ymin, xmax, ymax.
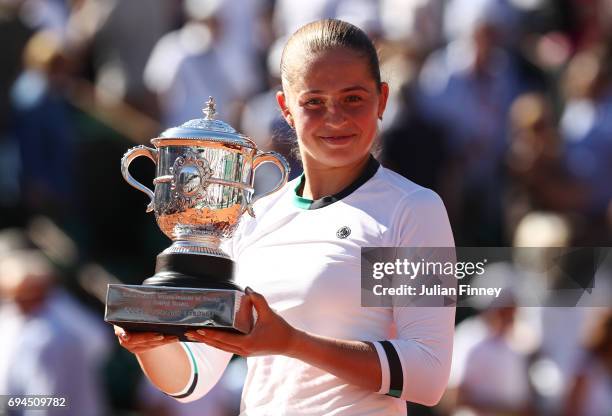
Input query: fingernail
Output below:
<box><xmin>196</xmin><ymin>329</ymin><xmax>206</xmax><ymax>336</ymax></box>
<box><xmin>245</xmin><ymin>286</ymin><xmax>253</xmax><ymax>295</ymax></box>
<box><xmin>120</xmin><ymin>333</ymin><xmax>129</xmax><ymax>341</ymax></box>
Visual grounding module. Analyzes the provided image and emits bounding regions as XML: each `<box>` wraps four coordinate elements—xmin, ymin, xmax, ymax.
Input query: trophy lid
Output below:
<box><xmin>155</xmin><ymin>97</ymin><xmax>256</xmax><ymax>148</ymax></box>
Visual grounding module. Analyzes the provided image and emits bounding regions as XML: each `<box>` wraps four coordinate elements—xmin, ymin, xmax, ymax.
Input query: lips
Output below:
<box><xmin>319</xmin><ymin>134</ymin><xmax>356</xmax><ymax>145</ymax></box>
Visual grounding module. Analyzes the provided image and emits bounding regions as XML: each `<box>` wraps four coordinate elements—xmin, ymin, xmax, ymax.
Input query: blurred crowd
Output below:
<box><xmin>0</xmin><ymin>0</ymin><xmax>611</xmax><ymax>415</ymax></box>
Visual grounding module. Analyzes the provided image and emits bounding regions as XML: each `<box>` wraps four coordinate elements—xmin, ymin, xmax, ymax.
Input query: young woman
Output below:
<box><xmin>115</xmin><ymin>19</ymin><xmax>455</xmax><ymax>415</ymax></box>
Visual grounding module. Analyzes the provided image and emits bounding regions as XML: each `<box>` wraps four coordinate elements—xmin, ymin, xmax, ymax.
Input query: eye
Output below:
<box><xmin>345</xmin><ymin>95</ymin><xmax>363</xmax><ymax>103</ymax></box>
<box><xmin>303</xmin><ymin>98</ymin><xmax>324</xmax><ymax>107</ymax></box>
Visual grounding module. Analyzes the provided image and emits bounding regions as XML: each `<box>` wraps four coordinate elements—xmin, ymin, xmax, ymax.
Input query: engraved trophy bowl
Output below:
<box><xmin>105</xmin><ymin>97</ymin><xmax>290</xmax><ymax>336</ymax></box>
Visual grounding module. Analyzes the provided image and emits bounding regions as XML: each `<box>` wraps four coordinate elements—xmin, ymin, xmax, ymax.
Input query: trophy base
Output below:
<box><xmin>104</xmin><ymin>253</ymin><xmax>252</xmax><ymax>338</ymax></box>
<box><xmin>145</xmin><ymin>252</ymin><xmax>241</xmax><ymax>291</ymax></box>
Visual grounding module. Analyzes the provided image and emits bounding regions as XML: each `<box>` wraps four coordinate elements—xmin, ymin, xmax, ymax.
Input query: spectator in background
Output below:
<box><xmin>505</xmin><ymin>93</ymin><xmax>587</xmax><ymax>238</ymax></box>
<box><xmin>0</xmin><ymin>226</ymin><xmax>113</xmax><ymax>378</ymax></box>
<box><xmin>273</xmin><ymin>0</ymin><xmax>380</xmax><ymax>39</ymax></box>
<box><xmin>443</xmin><ymin>0</ymin><xmax>522</xmax><ymax>46</ymax></box>
<box><xmin>511</xmin><ymin>213</ymin><xmax>597</xmax><ymax>414</ymax></box>
<box><xmin>0</xmin><ymin>249</ymin><xmax>107</xmax><ymax>416</ymax></box>
<box><xmin>10</xmin><ymin>30</ymin><xmax>77</xmax><ymax>220</ymax></box>
<box><xmin>564</xmin><ymin>309</ymin><xmax>612</xmax><ymax>416</ymax></box>
<box><xmin>560</xmin><ymin>45</ymin><xmax>612</xmax><ymax>244</ymax></box>
<box><xmin>379</xmin><ymin>76</ymin><xmax>451</xmax><ymax>196</ymax></box>
<box><xmin>418</xmin><ymin>0</ymin><xmax>533</xmax><ymax>245</ymax></box>
<box><xmin>380</xmin><ymin>0</ymin><xmax>445</xmax><ymax>54</ymax></box>
<box><xmin>447</xmin><ymin>302</ymin><xmax>537</xmax><ymax>416</ymax></box>
<box><xmin>0</xmin><ymin>1</ymin><xmax>33</xmax><ymax>137</ymax></box>
<box><xmin>240</xmin><ymin>36</ymin><xmax>302</xmax><ymax>195</ymax></box>
<box><xmin>143</xmin><ymin>0</ymin><xmax>239</xmax><ymax>128</ymax></box>
<box><xmin>240</xmin><ymin>36</ymin><xmax>287</xmax><ymax>151</ymax></box>
<box><xmin>0</xmin><ymin>1</ymin><xmax>33</xmax><ymax>226</ymax></box>
<box><xmin>87</xmin><ymin>0</ymin><xmax>178</xmax><ymax>117</ymax></box>
<box><xmin>212</xmin><ymin>0</ymin><xmax>266</xmax><ymax>101</ymax></box>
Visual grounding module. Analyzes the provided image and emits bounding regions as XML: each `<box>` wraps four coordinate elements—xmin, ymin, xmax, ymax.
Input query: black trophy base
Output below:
<box><xmin>104</xmin><ymin>252</ymin><xmax>252</xmax><ymax>338</ymax></box>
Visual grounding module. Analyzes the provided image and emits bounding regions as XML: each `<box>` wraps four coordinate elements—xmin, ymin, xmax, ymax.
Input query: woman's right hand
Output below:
<box><xmin>114</xmin><ymin>325</ymin><xmax>179</xmax><ymax>355</ymax></box>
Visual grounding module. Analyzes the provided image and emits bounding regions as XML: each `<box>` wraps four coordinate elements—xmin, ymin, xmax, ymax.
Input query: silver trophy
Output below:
<box><xmin>105</xmin><ymin>98</ymin><xmax>289</xmax><ymax>335</ymax></box>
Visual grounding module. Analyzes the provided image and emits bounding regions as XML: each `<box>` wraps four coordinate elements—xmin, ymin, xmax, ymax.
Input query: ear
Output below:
<box><xmin>276</xmin><ymin>90</ymin><xmax>294</xmax><ymax>127</ymax></box>
<box><xmin>377</xmin><ymin>82</ymin><xmax>390</xmax><ymax>120</ymax></box>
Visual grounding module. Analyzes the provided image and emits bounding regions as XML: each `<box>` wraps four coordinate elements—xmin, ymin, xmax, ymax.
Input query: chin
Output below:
<box><xmin>314</xmin><ymin>151</ymin><xmax>370</xmax><ymax>169</ymax></box>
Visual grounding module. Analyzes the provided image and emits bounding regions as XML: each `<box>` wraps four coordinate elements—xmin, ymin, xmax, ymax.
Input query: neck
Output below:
<box><xmin>300</xmin><ymin>155</ymin><xmax>370</xmax><ymax>200</ymax></box>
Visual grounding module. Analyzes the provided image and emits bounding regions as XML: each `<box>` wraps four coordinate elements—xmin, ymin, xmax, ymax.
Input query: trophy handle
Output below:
<box><xmin>121</xmin><ymin>145</ymin><xmax>158</xmax><ymax>213</ymax></box>
<box><xmin>249</xmin><ymin>151</ymin><xmax>290</xmax><ymax>216</ymax></box>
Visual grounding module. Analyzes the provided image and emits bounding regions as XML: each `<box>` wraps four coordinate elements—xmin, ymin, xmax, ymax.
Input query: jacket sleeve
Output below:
<box><xmin>374</xmin><ymin>188</ymin><xmax>456</xmax><ymax>406</ymax></box>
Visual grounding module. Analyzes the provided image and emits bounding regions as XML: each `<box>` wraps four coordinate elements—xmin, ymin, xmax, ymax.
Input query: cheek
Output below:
<box><xmin>294</xmin><ymin>108</ymin><xmax>323</xmax><ymax>131</ymax></box>
<box><xmin>348</xmin><ymin>106</ymin><xmax>378</xmax><ymax>132</ymax></box>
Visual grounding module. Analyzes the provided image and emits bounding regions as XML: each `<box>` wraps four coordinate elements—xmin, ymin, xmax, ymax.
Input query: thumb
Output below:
<box><xmin>245</xmin><ymin>286</ymin><xmax>270</xmax><ymax>317</ymax></box>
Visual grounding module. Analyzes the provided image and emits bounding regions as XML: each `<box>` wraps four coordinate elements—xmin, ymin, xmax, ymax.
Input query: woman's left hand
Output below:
<box><xmin>184</xmin><ymin>287</ymin><xmax>300</xmax><ymax>357</ymax></box>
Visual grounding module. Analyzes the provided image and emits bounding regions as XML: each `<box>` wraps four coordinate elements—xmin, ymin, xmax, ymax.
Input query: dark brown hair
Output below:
<box><xmin>280</xmin><ymin>19</ymin><xmax>382</xmax><ymax>91</ymax></box>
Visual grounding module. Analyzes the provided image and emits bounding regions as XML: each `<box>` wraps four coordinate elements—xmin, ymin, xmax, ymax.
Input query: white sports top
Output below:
<box><xmin>173</xmin><ymin>158</ymin><xmax>456</xmax><ymax>415</ymax></box>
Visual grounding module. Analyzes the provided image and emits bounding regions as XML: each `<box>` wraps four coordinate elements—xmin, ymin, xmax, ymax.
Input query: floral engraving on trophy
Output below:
<box><xmin>169</xmin><ymin>150</ymin><xmax>214</xmax><ymax>210</ymax></box>
<box><xmin>178</xmin><ymin>165</ymin><xmax>201</xmax><ymax>195</ymax></box>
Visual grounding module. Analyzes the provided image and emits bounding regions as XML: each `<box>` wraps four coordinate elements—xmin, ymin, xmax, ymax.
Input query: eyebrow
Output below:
<box><xmin>301</xmin><ymin>86</ymin><xmax>371</xmax><ymax>94</ymax></box>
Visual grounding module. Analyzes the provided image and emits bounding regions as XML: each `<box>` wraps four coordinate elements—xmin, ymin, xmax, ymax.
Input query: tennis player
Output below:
<box><xmin>115</xmin><ymin>19</ymin><xmax>455</xmax><ymax>415</ymax></box>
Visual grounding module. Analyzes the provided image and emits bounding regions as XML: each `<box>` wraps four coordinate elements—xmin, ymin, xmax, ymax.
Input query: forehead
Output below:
<box><xmin>285</xmin><ymin>48</ymin><xmax>375</xmax><ymax>94</ymax></box>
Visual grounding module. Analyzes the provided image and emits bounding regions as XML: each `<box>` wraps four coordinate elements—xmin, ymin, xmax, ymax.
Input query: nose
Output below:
<box><xmin>324</xmin><ymin>101</ymin><xmax>347</xmax><ymax>127</ymax></box>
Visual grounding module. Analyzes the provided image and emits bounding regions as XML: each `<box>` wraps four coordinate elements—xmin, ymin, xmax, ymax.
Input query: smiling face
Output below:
<box><xmin>277</xmin><ymin>48</ymin><xmax>389</xmax><ymax>171</ymax></box>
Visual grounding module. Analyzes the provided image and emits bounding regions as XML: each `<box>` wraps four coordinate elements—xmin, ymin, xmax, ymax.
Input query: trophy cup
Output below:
<box><xmin>105</xmin><ymin>97</ymin><xmax>289</xmax><ymax>336</ymax></box>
